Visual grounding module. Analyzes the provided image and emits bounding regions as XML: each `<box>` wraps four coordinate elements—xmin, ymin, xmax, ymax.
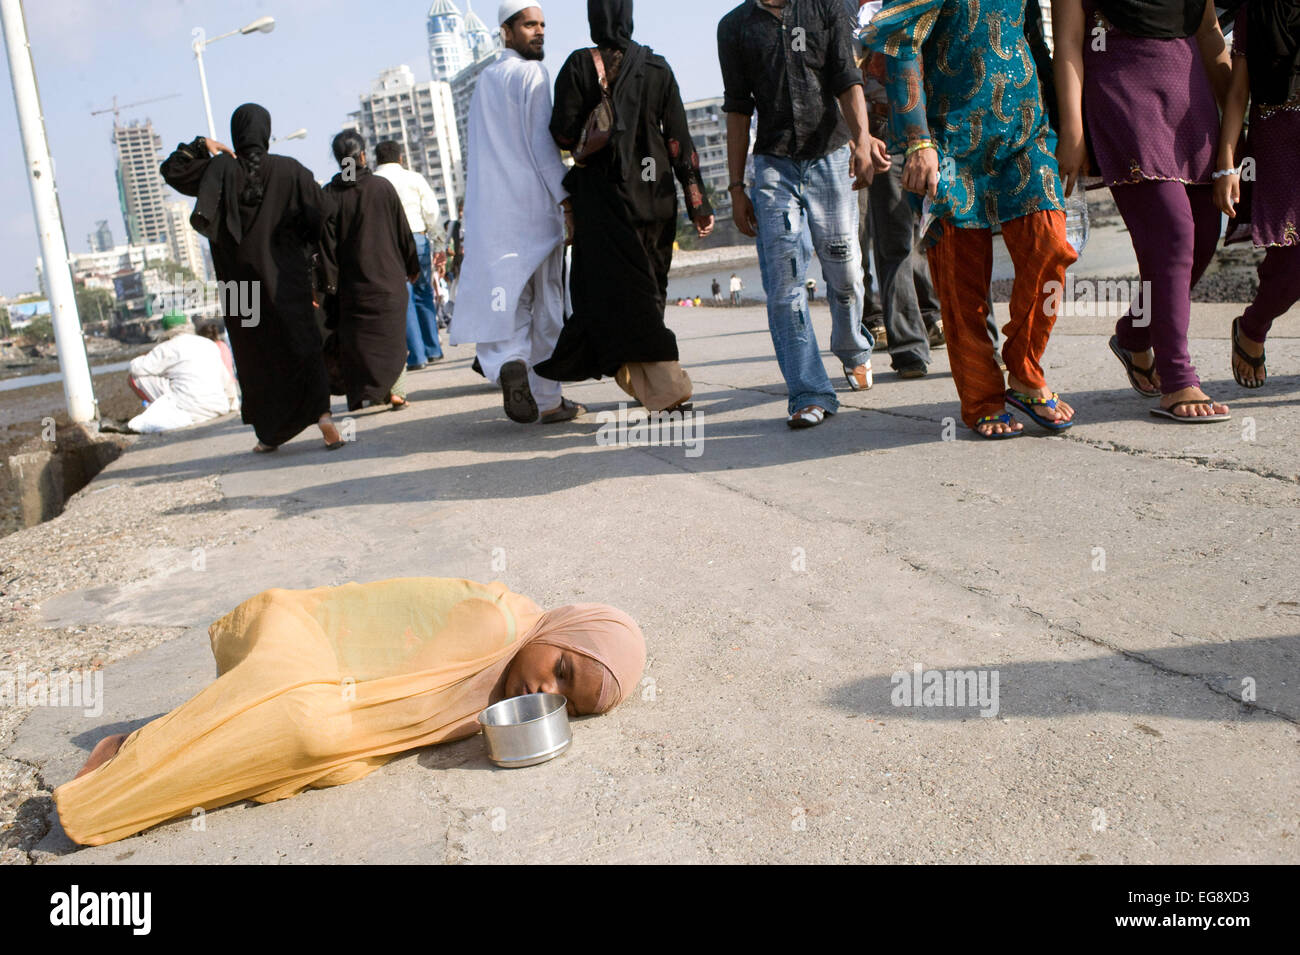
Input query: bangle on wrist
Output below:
<box><xmin>1211</xmin><ymin>167</ymin><xmax>1239</xmax><ymax>180</ymax></box>
<box><xmin>727</xmin><ymin>181</ymin><xmax>747</xmax><ymax>192</ymax></box>
<box><xmin>904</xmin><ymin>139</ymin><xmax>937</xmax><ymax>158</ymax></box>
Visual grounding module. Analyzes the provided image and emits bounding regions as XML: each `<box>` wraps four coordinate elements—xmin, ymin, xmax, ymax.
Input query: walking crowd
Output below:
<box><xmin>150</xmin><ymin>0</ymin><xmax>1296</xmax><ymax>447</ymax></box>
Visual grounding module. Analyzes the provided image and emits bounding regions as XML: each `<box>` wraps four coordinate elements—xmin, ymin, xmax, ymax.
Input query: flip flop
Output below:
<box><xmin>499</xmin><ymin>359</ymin><xmax>539</xmax><ymax>423</ymax></box>
<box><xmin>1108</xmin><ymin>335</ymin><xmax>1160</xmax><ymax>398</ymax></box>
<box><xmin>973</xmin><ymin>412</ymin><xmax>1023</xmax><ymax>439</ymax></box>
<box><xmin>1230</xmin><ymin>318</ymin><xmax>1266</xmax><ymax>389</ymax></box>
<box><xmin>1150</xmin><ymin>400</ymin><xmax>1231</xmax><ymax>423</ymax></box>
<box><xmin>1005</xmin><ymin>389</ymin><xmax>1073</xmax><ymax>431</ymax></box>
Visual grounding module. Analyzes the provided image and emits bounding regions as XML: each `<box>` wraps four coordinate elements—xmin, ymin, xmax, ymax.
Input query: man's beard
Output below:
<box><xmin>516</xmin><ymin>37</ymin><xmax>544</xmax><ymax>60</ymax></box>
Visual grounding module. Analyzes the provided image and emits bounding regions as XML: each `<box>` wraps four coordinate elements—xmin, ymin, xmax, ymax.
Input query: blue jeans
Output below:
<box><xmin>406</xmin><ymin>232</ymin><xmax>442</xmax><ymax>365</ymax></box>
<box><xmin>752</xmin><ymin>145</ymin><xmax>871</xmax><ymax>415</ymax></box>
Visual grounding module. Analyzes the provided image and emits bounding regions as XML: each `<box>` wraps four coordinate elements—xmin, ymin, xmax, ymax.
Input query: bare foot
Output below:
<box><xmin>1128</xmin><ymin>348</ymin><xmax>1160</xmax><ymax>394</ymax></box>
<box><xmin>1006</xmin><ymin>372</ymin><xmax>1074</xmax><ymax>424</ymax></box>
<box><xmin>1160</xmin><ymin>386</ymin><xmax>1229</xmax><ymax>418</ymax></box>
<box><xmin>75</xmin><ymin>733</ymin><xmax>126</xmax><ymax>779</ymax></box>
<box><xmin>974</xmin><ymin>414</ymin><xmax>1023</xmax><ymax>437</ymax></box>
<box><xmin>1232</xmin><ymin>329</ymin><xmax>1266</xmax><ymax>388</ymax></box>
<box><xmin>318</xmin><ymin>414</ymin><xmax>342</xmax><ymax>446</ymax></box>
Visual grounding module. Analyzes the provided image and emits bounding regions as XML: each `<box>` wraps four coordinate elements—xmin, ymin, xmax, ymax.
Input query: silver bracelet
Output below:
<box><xmin>1212</xmin><ymin>167</ymin><xmax>1240</xmax><ymax>180</ymax></box>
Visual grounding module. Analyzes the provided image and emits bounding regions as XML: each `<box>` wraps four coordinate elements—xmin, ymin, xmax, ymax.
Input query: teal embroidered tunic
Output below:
<box><xmin>861</xmin><ymin>0</ymin><xmax>1065</xmax><ymax>229</ymax></box>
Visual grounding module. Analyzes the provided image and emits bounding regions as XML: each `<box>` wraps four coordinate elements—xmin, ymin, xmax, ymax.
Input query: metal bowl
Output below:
<box><xmin>478</xmin><ymin>692</ymin><xmax>572</xmax><ymax>768</ymax></box>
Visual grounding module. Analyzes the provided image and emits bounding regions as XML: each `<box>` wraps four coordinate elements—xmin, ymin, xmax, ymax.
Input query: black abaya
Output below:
<box><xmin>160</xmin><ymin>108</ymin><xmax>329</xmax><ymax>448</ymax></box>
<box><xmin>319</xmin><ymin>169</ymin><xmax>419</xmax><ymax>410</ymax></box>
<box><xmin>534</xmin><ymin>8</ymin><xmax>711</xmax><ymax>384</ymax></box>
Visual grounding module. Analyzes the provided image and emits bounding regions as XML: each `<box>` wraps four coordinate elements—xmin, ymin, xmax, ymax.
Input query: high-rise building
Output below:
<box><xmin>446</xmin><ymin>2</ymin><xmax>502</xmax><ymax>186</ymax></box>
<box><xmin>349</xmin><ymin>66</ymin><xmax>463</xmax><ymax>227</ymax></box>
<box><xmin>165</xmin><ymin>201</ymin><xmax>209</xmax><ymax>281</ymax></box>
<box><xmin>113</xmin><ymin>120</ymin><xmax>170</xmax><ymax>246</ymax></box>
<box><xmin>88</xmin><ymin>220</ymin><xmax>114</xmax><ymax>253</ymax></box>
<box><xmin>427</xmin><ymin>0</ymin><xmax>472</xmax><ymax>82</ymax></box>
<box><xmin>682</xmin><ymin>97</ymin><xmax>732</xmax><ymax>219</ymax></box>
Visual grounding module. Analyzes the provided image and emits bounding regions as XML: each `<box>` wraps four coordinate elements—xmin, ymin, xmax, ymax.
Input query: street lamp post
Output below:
<box><xmin>191</xmin><ymin>16</ymin><xmax>275</xmax><ymax>140</ymax></box>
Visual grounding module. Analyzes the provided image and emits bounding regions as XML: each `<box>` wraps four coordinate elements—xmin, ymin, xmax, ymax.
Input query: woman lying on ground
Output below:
<box><xmin>55</xmin><ymin>579</ymin><xmax>645</xmax><ymax>846</ymax></box>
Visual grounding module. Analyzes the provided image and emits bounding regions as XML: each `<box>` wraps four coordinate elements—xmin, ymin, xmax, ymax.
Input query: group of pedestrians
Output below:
<box><xmin>159</xmin><ymin>0</ymin><xmax>1297</xmax><ymax>452</ymax></box>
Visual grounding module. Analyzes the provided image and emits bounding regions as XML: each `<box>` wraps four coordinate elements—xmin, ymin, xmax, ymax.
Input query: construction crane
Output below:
<box><xmin>90</xmin><ymin>93</ymin><xmax>181</xmax><ymax>124</ymax></box>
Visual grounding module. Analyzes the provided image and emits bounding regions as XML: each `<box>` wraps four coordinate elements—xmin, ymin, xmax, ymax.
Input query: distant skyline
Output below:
<box><xmin>0</xmin><ymin>0</ymin><xmax>738</xmax><ymax>296</ymax></box>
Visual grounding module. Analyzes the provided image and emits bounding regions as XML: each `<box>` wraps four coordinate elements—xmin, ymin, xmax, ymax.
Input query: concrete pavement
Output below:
<box><xmin>5</xmin><ymin>300</ymin><xmax>1298</xmax><ymax>863</ymax></box>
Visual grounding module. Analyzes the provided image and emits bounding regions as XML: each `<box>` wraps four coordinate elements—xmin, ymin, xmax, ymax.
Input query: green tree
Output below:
<box><xmin>0</xmin><ymin>305</ymin><xmax>10</xmax><ymax>337</ymax></box>
<box><xmin>150</xmin><ymin>259</ymin><xmax>196</xmax><ymax>283</ymax></box>
<box><xmin>75</xmin><ymin>286</ymin><xmax>116</xmax><ymax>326</ymax></box>
<box><xmin>22</xmin><ymin>315</ymin><xmax>54</xmax><ymax>344</ymax></box>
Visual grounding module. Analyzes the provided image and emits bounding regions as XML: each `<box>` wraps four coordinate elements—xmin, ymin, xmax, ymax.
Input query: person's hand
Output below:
<box><xmin>203</xmin><ymin>138</ymin><xmax>235</xmax><ymax>158</ymax></box>
<box><xmin>732</xmin><ymin>189</ymin><xmax>758</xmax><ymax>238</ymax></box>
<box><xmin>694</xmin><ymin>213</ymin><xmax>715</xmax><ymax>239</ymax></box>
<box><xmin>1055</xmin><ymin>128</ymin><xmax>1089</xmax><ymax>197</ymax></box>
<box><xmin>902</xmin><ymin>146</ymin><xmax>939</xmax><ymax>198</ymax></box>
<box><xmin>563</xmin><ymin>209</ymin><xmax>575</xmax><ymax>246</ymax></box>
<box><xmin>408</xmin><ymin>273</ymin><xmax>419</xmax><ymax>284</ymax></box>
<box><xmin>869</xmin><ymin>136</ymin><xmax>892</xmax><ymax>173</ymax></box>
<box><xmin>433</xmin><ymin>251</ymin><xmax>447</xmax><ymax>268</ymax></box>
<box><xmin>1214</xmin><ymin>171</ymin><xmax>1240</xmax><ymax>218</ymax></box>
<box><xmin>849</xmin><ymin>135</ymin><xmax>877</xmax><ymax>189</ymax></box>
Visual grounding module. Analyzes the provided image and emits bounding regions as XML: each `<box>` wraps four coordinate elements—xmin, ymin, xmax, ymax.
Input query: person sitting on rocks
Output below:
<box><xmin>55</xmin><ymin>578</ymin><xmax>646</xmax><ymax>846</ymax></box>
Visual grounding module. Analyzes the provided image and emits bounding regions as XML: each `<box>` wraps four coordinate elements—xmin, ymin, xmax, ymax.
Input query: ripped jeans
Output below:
<box><xmin>752</xmin><ymin>145</ymin><xmax>871</xmax><ymax>415</ymax></box>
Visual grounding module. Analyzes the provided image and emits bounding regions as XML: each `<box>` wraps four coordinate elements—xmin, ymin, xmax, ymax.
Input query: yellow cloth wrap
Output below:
<box><xmin>55</xmin><ymin>578</ymin><xmax>543</xmax><ymax>846</ymax></box>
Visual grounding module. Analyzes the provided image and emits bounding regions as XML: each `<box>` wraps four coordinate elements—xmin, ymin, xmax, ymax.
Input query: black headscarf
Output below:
<box><xmin>1247</xmin><ymin>0</ymin><xmax>1300</xmax><ymax>107</ymax></box>
<box><xmin>191</xmin><ymin>103</ymin><xmax>273</xmax><ymax>245</ymax></box>
<box><xmin>589</xmin><ymin>0</ymin><xmax>648</xmax><ymax>183</ymax></box>
<box><xmin>1097</xmin><ymin>0</ymin><xmax>1204</xmax><ymax>38</ymax></box>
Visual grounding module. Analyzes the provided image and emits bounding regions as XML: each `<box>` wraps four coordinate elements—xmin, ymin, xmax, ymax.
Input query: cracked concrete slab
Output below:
<box><xmin>3</xmin><ymin>302</ymin><xmax>1297</xmax><ymax>863</ymax></box>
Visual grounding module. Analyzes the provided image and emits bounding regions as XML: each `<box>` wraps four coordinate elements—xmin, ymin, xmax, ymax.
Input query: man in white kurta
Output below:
<box><xmin>127</xmin><ymin>324</ymin><xmax>240</xmax><ymax>434</ymax></box>
<box><xmin>451</xmin><ymin>2</ymin><xmax>579</xmax><ymax>424</ymax></box>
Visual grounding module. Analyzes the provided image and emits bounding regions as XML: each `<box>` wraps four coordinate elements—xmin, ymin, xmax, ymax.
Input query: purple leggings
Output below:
<box><xmin>1110</xmin><ymin>180</ymin><xmax>1221</xmax><ymax>393</ymax></box>
<box><xmin>1239</xmin><ymin>245</ymin><xmax>1300</xmax><ymax>343</ymax></box>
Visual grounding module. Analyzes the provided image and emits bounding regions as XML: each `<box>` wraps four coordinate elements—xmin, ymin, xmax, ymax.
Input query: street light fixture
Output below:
<box><xmin>191</xmin><ymin>16</ymin><xmax>277</xmax><ymax>140</ymax></box>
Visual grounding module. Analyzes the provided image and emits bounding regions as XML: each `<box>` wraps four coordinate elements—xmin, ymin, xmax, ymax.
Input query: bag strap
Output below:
<box><xmin>590</xmin><ymin>47</ymin><xmax>608</xmax><ymax>94</ymax></box>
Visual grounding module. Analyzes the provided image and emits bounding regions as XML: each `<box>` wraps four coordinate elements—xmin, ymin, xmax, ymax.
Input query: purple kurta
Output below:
<box><xmin>1082</xmin><ymin>0</ymin><xmax>1219</xmax><ymax>186</ymax></box>
<box><xmin>1233</xmin><ymin>8</ymin><xmax>1300</xmax><ymax>248</ymax></box>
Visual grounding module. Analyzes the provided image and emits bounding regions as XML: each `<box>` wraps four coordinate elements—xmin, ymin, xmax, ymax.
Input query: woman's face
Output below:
<box><xmin>504</xmin><ymin>644</ymin><xmax>606</xmax><ymax>715</ymax></box>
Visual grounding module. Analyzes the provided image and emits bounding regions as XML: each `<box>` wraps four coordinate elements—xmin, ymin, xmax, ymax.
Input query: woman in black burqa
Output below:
<box><xmin>534</xmin><ymin>0</ymin><xmax>714</xmax><ymax>413</ymax></box>
<box><xmin>160</xmin><ymin>104</ymin><xmax>341</xmax><ymax>452</ymax></box>
<box><xmin>319</xmin><ymin>131</ymin><xmax>419</xmax><ymax>412</ymax></box>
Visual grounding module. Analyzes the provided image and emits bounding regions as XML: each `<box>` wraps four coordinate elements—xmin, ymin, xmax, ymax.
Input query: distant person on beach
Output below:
<box><xmin>54</xmin><ymin>579</ymin><xmax>646</xmax><ymax>846</ymax></box>
<box><xmin>712</xmin><ymin>278</ymin><xmax>722</xmax><ymax>303</ymax></box>
<box><xmin>863</xmin><ymin>0</ymin><xmax>1076</xmax><ymax>438</ymax></box>
<box><xmin>320</xmin><ymin>131</ymin><xmax>419</xmax><ymax>412</ymax></box>
<box><xmin>159</xmin><ymin>103</ymin><xmax>343</xmax><ymax>453</ymax></box>
<box><xmin>1056</xmin><ymin>0</ymin><xmax>1231</xmax><ymax>423</ymax></box>
<box><xmin>1216</xmin><ymin>0</ymin><xmax>1300</xmax><ymax>390</ymax></box>
<box><xmin>124</xmin><ymin>314</ymin><xmax>239</xmax><ymax>433</ymax></box>
<box><xmin>729</xmin><ymin>273</ymin><xmax>742</xmax><ymax>305</ymax></box>
<box><xmin>452</xmin><ymin>2</ymin><xmax>582</xmax><ymax>424</ymax></box>
<box><xmin>196</xmin><ymin>319</ymin><xmax>235</xmax><ymax>380</ymax></box>
<box><xmin>536</xmin><ymin>0</ymin><xmax>714</xmax><ymax>414</ymax></box>
<box><xmin>720</xmin><ymin>0</ymin><xmax>891</xmax><ymax>429</ymax></box>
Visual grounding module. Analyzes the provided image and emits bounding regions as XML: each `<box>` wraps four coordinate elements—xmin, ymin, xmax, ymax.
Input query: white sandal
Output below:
<box><xmin>787</xmin><ymin>405</ymin><xmax>827</xmax><ymax>429</ymax></box>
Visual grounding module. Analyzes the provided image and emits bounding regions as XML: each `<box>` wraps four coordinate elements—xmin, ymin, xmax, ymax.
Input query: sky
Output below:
<box><xmin>0</xmin><ymin>0</ymin><xmax>741</xmax><ymax>297</ymax></box>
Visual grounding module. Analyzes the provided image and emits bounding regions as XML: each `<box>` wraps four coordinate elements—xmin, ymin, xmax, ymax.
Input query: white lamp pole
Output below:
<box><xmin>191</xmin><ymin>16</ymin><xmax>275</xmax><ymax>141</ymax></box>
<box><xmin>1</xmin><ymin>0</ymin><xmax>96</xmax><ymax>422</ymax></box>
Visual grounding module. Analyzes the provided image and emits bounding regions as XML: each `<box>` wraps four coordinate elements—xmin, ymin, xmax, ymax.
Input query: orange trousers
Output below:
<box><xmin>926</xmin><ymin>209</ymin><xmax>1077</xmax><ymax>428</ymax></box>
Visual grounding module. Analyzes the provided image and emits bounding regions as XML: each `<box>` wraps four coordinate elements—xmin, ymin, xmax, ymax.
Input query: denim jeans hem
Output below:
<box><xmin>788</xmin><ymin>391</ymin><xmax>839</xmax><ymax>416</ymax></box>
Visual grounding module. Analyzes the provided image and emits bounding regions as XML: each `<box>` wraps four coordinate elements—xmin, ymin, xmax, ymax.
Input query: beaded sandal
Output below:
<box><xmin>1005</xmin><ymin>389</ymin><xmax>1073</xmax><ymax>431</ymax></box>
